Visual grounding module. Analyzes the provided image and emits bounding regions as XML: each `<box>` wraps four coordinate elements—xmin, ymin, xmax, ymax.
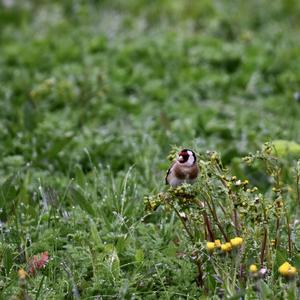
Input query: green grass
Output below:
<box><xmin>0</xmin><ymin>0</ymin><xmax>300</xmax><ymax>298</ymax></box>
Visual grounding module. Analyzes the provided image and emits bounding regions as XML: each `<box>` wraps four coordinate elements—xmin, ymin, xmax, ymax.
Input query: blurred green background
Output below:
<box><xmin>0</xmin><ymin>0</ymin><xmax>300</xmax><ymax>298</ymax></box>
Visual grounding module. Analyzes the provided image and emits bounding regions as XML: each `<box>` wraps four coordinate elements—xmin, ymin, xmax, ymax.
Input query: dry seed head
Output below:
<box><xmin>276</xmin><ymin>200</ymin><xmax>284</xmax><ymax>208</ymax></box>
<box><xmin>18</xmin><ymin>268</ymin><xmax>27</xmax><ymax>280</ymax></box>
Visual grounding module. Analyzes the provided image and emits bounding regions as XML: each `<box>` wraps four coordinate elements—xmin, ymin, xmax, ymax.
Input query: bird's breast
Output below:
<box><xmin>173</xmin><ymin>163</ymin><xmax>198</xmax><ymax>179</ymax></box>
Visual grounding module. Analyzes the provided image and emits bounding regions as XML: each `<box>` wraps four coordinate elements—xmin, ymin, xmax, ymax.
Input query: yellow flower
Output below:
<box><xmin>221</xmin><ymin>242</ymin><xmax>232</xmax><ymax>252</ymax></box>
<box><xmin>206</xmin><ymin>242</ymin><xmax>215</xmax><ymax>252</ymax></box>
<box><xmin>230</xmin><ymin>237</ymin><xmax>243</xmax><ymax>247</ymax></box>
<box><xmin>278</xmin><ymin>262</ymin><xmax>298</xmax><ymax>278</ymax></box>
<box><xmin>249</xmin><ymin>264</ymin><xmax>258</xmax><ymax>273</ymax></box>
<box><xmin>214</xmin><ymin>239</ymin><xmax>221</xmax><ymax>248</ymax></box>
<box><xmin>18</xmin><ymin>268</ymin><xmax>27</xmax><ymax>280</ymax></box>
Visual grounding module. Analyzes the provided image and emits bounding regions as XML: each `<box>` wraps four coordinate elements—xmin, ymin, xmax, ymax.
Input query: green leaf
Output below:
<box><xmin>258</xmin><ymin>281</ymin><xmax>274</xmax><ymax>298</ymax></box>
<box><xmin>23</xmin><ymin>100</ymin><xmax>37</xmax><ymax>131</ymax></box>
<box><xmin>0</xmin><ymin>174</ymin><xmax>20</xmax><ymax>221</ymax></box>
<box><xmin>90</xmin><ymin>220</ymin><xmax>103</xmax><ymax>249</ymax></box>
<box><xmin>287</xmin><ymin>281</ymin><xmax>297</xmax><ymax>300</ymax></box>
<box><xmin>292</xmin><ymin>254</ymin><xmax>300</xmax><ymax>271</ymax></box>
<box><xmin>0</xmin><ymin>174</ymin><xmax>19</xmax><ymax>204</ymax></box>
<box><xmin>110</xmin><ymin>249</ymin><xmax>120</xmax><ymax>279</ymax></box>
<box><xmin>2</xmin><ymin>245</ymin><xmax>13</xmax><ymax>276</ymax></box>
<box><xmin>69</xmin><ymin>185</ymin><xmax>96</xmax><ymax>217</ymax></box>
<box><xmin>135</xmin><ymin>248</ymin><xmax>144</xmax><ymax>264</ymax></box>
<box><xmin>104</xmin><ymin>245</ymin><xmax>120</xmax><ymax>279</ymax></box>
<box><xmin>74</xmin><ymin>165</ymin><xmax>86</xmax><ymax>188</ymax></box>
<box><xmin>272</xmin><ymin>140</ymin><xmax>300</xmax><ymax>157</ymax></box>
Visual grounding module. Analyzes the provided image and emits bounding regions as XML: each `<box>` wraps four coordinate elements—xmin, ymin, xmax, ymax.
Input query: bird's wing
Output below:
<box><xmin>165</xmin><ymin>162</ymin><xmax>175</xmax><ymax>185</ymax></box>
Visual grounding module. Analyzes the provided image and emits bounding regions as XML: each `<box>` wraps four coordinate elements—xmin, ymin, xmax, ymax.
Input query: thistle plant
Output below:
<box><xmin>145</xmin><ymin>144</ymin><xmax>300</xmax><ymax>297</ymax></box>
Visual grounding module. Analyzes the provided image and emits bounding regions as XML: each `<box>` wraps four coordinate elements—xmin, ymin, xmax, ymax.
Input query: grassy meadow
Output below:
<box><xmin>1</xmin><ymin>0</ymin><xmax>300</xmax><ymax>298</ymax></box>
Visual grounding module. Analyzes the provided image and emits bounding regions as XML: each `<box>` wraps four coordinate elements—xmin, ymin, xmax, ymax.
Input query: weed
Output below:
<box><xmin>146</xmin><ymin>145</ymin><xmax>300</xmax><ymax>297</ymax></box>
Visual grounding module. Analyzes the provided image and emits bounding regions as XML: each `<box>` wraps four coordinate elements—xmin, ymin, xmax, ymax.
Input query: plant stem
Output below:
<box><xmin>233</xmin><ymin>207</ymin><xmax>240</xmax><ymax>236</ymax></box>
<box><xmin>171</xmin><ymin>203</ymin><xmax>195</xmax><ymax>243</ymax></box>
<box><xmin>260</xmin><ymin>227</ymin><xmax>267</xmax><ymax>268</ymax></box>
<box><xmin>203</xmin><ymin>212</ymin><xmax>215</xmax><ymax>242</ymax></box>
<box><xmin>169</xmin><ymin>201</ymin><xmax>204</xmax><ymax>289</ymax></box>
<box><xmin>196</xmin><ymin>259</ymin><xmax>204</xmax><ymax>288</ymax></box>
<box><xmin>219</xmin><ymin>177</ymin><xmax>241</xmax><ymax>236</ymax></box>
<box><xmin>195</xmin><ymin>200</ymin><xmax>215</xmax><ymax>241</ymax></box>
<box><xmin>287</xmin><ymin>218</ymin><xmax>292</xmax><ymax>257</ymax></box>
<box><xmin>203</xmin><ymin>196</ymin><xmax>229</xmax><ymax>242</ymax></box>
<box><xmin>35</xmin><ymin>275</ymin><xmax>45</xmax><ymax>300</ymax></box>
<box><xmin>297</xmin><ymin>174</ymin><xmax>300</xmax><ymax>207</ymax></box>
<box><xmin>274</xmin><ymin>216</ymin><xmax>280</xmax><ymax>249</ymax></box>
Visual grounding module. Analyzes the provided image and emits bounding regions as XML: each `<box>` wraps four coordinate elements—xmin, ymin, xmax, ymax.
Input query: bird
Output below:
<box><xmin>165</xmin><ymin>149</ymin><xmax>199</xmax><ymax>187</ymax></box>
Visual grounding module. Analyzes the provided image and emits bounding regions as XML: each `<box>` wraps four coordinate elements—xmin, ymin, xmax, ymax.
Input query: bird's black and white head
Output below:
<box><xmin>177</xmin><ymin>149</ymin><xmax>196</xmax><ymax>167</ymax></box>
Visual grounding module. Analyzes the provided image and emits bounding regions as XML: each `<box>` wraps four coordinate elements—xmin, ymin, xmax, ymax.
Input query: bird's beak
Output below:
<box><xmin>178</xmin><ymin>155</ymin><xmax>184</xmax><ymax>162</ymax></box>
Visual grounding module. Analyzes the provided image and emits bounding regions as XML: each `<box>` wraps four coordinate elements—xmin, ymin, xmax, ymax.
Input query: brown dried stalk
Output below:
<box><xmin>260</xmin><ymin>227</ymin><xmax>267</xmax><ymax>267</ymax></box>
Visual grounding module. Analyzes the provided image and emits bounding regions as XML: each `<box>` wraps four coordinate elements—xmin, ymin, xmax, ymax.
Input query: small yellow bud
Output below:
<box><xmin>220</xmin><ymin>244</ymin><xmax>227</xmax><ymax>251</ymax></box>
<box><xmin>221</xmin><ymin>242</ymin><xmax>232</xmax><ymax>252</ymax></box>
<box><xmin>206</xmin><ymin>242</ymin><xmax>215</xmax><ymax>252</ymax></box>
<box><xmin>214</xmin><ymin>239</ymin><xmax>221</xmax><ymax>248</ymax></box>
<box><xmin>230</xmin><ymin>237</ymin><xmax>243</xmax><ymax>247</ymax></box>
<box><xmin>278</xmin><ymin>262</ymin><xmax>298</xmax><ymax>278</ymax></box>
<box><xmin>249</xmin><ymin>264</ymin><xmax>258</xmax><ymax>273</ymax></box>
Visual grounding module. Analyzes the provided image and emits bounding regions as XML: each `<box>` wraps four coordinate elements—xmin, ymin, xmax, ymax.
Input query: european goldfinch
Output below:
<box><xmin>165</xmin><ymin>149</ymin><xmax>199</xmax><ymax>187</ymax></box>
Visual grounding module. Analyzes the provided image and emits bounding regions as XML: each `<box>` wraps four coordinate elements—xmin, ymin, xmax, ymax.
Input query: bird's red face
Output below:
<box><xmin>178</xmin><ymin>150</ymin><xmax>190</xmax><ymax>163</ymax></box>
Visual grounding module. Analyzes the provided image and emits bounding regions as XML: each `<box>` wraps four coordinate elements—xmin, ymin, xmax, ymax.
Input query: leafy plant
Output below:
<box><xmin>145</xmin><ymin>145</ymin><xmax>300</xmax><ymax>297</ymax></box>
